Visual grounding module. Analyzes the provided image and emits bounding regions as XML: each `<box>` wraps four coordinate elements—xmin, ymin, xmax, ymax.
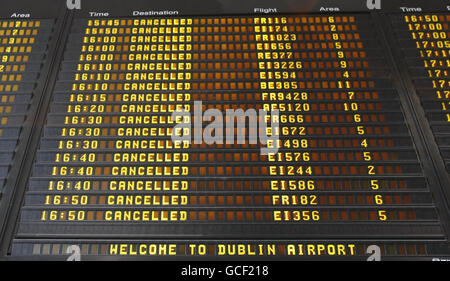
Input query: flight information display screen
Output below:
<box><xmin>0</xmin><ymin>0</ymin><xmax>449</xmax><ymax>261</ymax></box>
<box><xmin>9</xmin><ymin>13</ymin><xmax>449</xmax><ymax>259</ymax></box>
<box><xmin>0</xmin><ymin>19</ymin><xmax>52</xmax><ymax>197</ymax></box>
<box><xmin>392</xmin><ymin>14</ymin><xmax>450</xmax><ymax>174</ymax></box>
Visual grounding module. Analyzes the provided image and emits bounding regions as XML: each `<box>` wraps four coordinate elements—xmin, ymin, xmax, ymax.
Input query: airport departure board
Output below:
<box><xmin>0</xmin><ymin>0</ymin><xmax>450</xmax><ymax>261</ymax></box>
<box><xmin>392</xmin><ymin>14</ymin><xmax>450</xmax><ymax>176</ymax></box>
<box><xmin>0</xmin><ymin>19</ymin><xmax>53</xmax><ymax>196</ymax></box>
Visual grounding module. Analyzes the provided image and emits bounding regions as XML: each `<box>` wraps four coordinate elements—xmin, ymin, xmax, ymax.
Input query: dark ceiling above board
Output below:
<box><xmin>70</xmin><ymin>0</ymin><xmax>450</xmax><ymax>16</ymax></box>
<box><xmin>1</xmin><ymin>0</ymin><xmax>449</xmax><ymax>18</ymax></box>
